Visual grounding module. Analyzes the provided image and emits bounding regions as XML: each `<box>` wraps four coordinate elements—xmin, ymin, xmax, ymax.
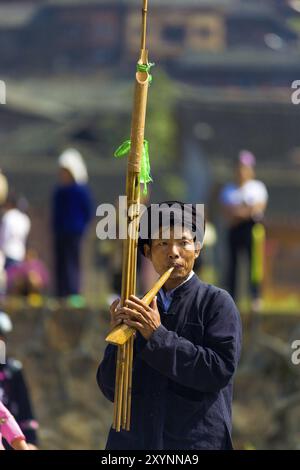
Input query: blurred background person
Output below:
<box><xmin>52</xmin><ymin>148</ymin><xmax>93</xmax><ymax>298</ymax></box>
<box><xmin>220</xmin><ymin>150</ymin><xmax>268</xmax><ymax>309</ymax></box>
<box><xmin>0</xmin><ymin>312</ymin><xmax>38</xmax><ymax>449</ymax></box>
<box><xmin>6</xmin><ymin>248</ymin><xmax>49</xmax><ymax>298</ymax></box>
<box><xmin>0</xmin><ymin>192</ymin><xmax>31</xmax><ymax>270</ymax></box>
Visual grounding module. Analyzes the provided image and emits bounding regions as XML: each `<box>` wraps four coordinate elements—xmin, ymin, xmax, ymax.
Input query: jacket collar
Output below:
<box><xmin>171</xmin><ymin>272</ymin><xmax>200</xmax><ymax>299</ymax></box>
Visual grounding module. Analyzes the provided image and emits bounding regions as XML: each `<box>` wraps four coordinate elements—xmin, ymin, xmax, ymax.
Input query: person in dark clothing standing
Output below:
<box><xmin>97</xmin><ymin>202</ymin><xmax>242</xmax><ymax>450</ymax></box>
<box><xmin>52</xmin><ymin>148</ymin><xmax>93</xmax><ymax>298</ymax></box>
<box><xmin>220</xmin><ymin>151</ymin><xmax>268</xmax><ymax>310</ymax></box>
<box><xmin>0</xmin><ymin>312</ymin><xmax>38</xmax><ymax>449</ymax></box>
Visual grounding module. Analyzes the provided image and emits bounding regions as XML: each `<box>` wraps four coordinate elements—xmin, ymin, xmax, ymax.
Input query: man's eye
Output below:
<box><xmin>159</xmin><ymin>241</ymin><xmax>168</xmax><ymax>246</ymax></box>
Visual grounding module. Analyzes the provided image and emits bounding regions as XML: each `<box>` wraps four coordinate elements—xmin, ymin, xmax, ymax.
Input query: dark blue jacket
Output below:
<box><xmin>97</xmin><ymin>275</ymin><xmax>242</xmax><ymax>450</ymax></box>
<box><xmin>52</xmin><ymin>183</ymin><xmax>93</xmax><ymax>236</ymax></box>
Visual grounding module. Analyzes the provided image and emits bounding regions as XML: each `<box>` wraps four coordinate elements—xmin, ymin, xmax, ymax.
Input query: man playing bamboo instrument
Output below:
<box><xmin>97</xmin><ymin>202</ymin><xmax>242</xmax><ymax>450</ymax></box>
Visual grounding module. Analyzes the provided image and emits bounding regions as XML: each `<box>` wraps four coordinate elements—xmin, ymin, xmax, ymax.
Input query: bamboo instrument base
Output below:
<box><xmin>112</xmin><ymin>340</ymin><xmax>134</xmax><ymax>432</ymax></box>
<box><xmin>106</xmin><ymin>324</ymin><xmax>136</xmax><ymax>346</ymax></box>
<box><xmin>111</xmin><ymin>268</ymin><xmax>174</xmax><ymax>431</ymax></box>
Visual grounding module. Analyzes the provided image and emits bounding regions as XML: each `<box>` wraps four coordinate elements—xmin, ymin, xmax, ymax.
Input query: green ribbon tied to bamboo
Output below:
<box><xmin>114</xmin><ymin>139</ymin><xmax>153</xmax><ymax>195</ymax></box>
<box><xmin>137</xmin><ymin>62</ymin><xmax>155</xmax><ymax>85</ymax></box>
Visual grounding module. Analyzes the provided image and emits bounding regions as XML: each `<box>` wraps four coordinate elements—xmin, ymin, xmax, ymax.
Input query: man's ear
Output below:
<box><xmin>143</xmin><ymin>244</ymin><xmax>151</xmax><ymax>260</ymax></box>
<box><xmin>194</xmin><ymin>242</ymin><xmax>201</xmax><ymax>259</ymax></box>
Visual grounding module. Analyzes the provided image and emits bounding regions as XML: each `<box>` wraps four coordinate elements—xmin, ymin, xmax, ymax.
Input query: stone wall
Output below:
<box><xmin>5</xmin><ymin>307</ymin><xmax>300</xmax><ymax>449</ymax></box>
<box><xmin>6</xmin><ymin>306</ymin><xmax>112</xmax><ymax>450</ymax></box>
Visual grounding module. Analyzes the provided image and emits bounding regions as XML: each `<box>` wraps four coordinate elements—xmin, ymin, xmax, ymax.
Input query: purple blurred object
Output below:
<box><xmin>239</xmin><ymin>150</ymin><xmax>256</xmax><ymax>167</ymax></box>
<box><xmin>6</xmin><ymin>258</ymin><xmax>49</xmax><ymax>294</ymax></box>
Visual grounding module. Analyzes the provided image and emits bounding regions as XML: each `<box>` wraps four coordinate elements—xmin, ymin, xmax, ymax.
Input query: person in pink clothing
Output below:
<box><xmin>0</xmin><ymin>401</ymin><xmax>28</xmax><ymax>450</ymax></box>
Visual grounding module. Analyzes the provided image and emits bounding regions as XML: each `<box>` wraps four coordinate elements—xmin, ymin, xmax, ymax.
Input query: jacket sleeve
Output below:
<box><xmin>96</xmin><ymin>344</ymin><xmax>118</xmax><ymax>403</ymax></box>
<box><xmin>139</xmin><ymin>290</ymin><xmax>242</xmax><ymax>393</ymax></box>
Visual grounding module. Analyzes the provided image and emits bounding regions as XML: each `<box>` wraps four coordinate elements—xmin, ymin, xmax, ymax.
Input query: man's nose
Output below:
<box><xmin>168</xmin><ymin>244</ymin><xmax>180</xmax><ymax>259</ymax></box>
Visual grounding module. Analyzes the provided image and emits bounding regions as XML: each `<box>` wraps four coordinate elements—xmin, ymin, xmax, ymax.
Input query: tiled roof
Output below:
<box><xmin>45</xmin><ymin>0</ymin><xmax>234</xmax><ymax>7</ymax></box>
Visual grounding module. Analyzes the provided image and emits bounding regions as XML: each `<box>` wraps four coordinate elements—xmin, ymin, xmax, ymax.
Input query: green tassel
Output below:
<box><xmin>114</xmin><ymin>140</ymin><xmax>131</xmax><ymax>158</ymax></box>
<box><xmin>114</xmin><ymin>140</ymin><xmax>153</xmax><ymax>195</ymax></box>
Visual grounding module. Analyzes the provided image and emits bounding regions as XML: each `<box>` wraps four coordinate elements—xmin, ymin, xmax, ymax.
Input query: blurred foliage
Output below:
<box><xmin>146</xmin><ymin>69</ymin><xmax>179</xmax><ymax>170</ymax></box>
<box><xmin>160</xmin><ymin>173</ymin><xmax>187</xmax><ymax>200</ymax></box>
<box><xmin>92</xmin><ymin>70</ymin><xmax>179</xmax><ymax>173</ymax></box>
<box><xmin>287</xmin><ymin>18</ymin><xmax>300</xmax><ymax>35</ymax></box>
<box><xmin>94</xmin><ymin>112</ymin><xmax>129</xmax><ymax>158</ymax></box>
<box><xmin>90</xmin><ymin>70</ymin><xmax>183</xmax><ymax>199</ymax></box>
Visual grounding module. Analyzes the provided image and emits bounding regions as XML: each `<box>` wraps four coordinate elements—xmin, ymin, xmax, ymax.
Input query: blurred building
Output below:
<box><xmin>0</xmin><ymin>1</ymin><xmax>123</xmax><ymax>72</ymax></box>
<box><xmin>0</xmin><ymin>0</ymin><xmax>300</xmax><ymax>300</ymax></box>
<box><xmin>125</xmin><ymin>2</ymin><xmax>226</xmax><ymax>62</ymax></box>
<box><xmin>0</xmin><ymin>0</ymin><xmax>299</xmax><ymax>76</ymax></box>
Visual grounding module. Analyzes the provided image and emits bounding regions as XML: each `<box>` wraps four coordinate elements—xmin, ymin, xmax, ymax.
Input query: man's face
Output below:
<box><xmin>144</xmin><ymin>227</ymin><xmax>200</xmax><ymax>281</ymax></box>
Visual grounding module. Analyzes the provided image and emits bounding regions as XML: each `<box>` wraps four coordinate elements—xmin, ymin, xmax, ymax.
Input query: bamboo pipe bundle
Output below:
<box><xmin>110</xmin><ymin>267</ymin><xmax>174</xmax><ymax>431</ymax></box>
<box><xmin>108</xmin><ymin>0</ymin><xmax>155</xmax><ymax>433</ymax></box>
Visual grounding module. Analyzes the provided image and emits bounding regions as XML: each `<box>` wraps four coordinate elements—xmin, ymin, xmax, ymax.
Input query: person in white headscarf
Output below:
<box><xmin>58</xmin><ymin>148</ymin><xmax>88</xmax><ymax>185</ymax></box>
<box><xmin>52</xmin><ymin>149</ymin><xmax>93</xmax><ymax>298</ymax></box>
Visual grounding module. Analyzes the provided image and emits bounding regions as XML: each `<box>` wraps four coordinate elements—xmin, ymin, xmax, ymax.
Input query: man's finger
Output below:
<box><xmin>110</xmin><ymin>298</ymin><xmax>120</xmax><ymax>313</ymax></box>
<box><xmin>149</xmin><ymin>296</ymin><xmax>157</xmax><ymax>309</ymax></box>
<box><xmin>122</xmin><ymin>307</ymin><xmax>145</xmax><ymax>323</ymax></box>
<box><xmin>125</xmin><ymin>299</ymin><xmax>150</xmax><ymax>317</ymax></box>
<box><xmin>124</xmin><ymin>318</ymin><xmax>144</xmax><ymax>332</ymax></box>
<box><xmin>115</xmin><ymin>313</ymin><xmax>129</xmax><ymax>321</ymax></box>
<box><xmin>114</xmin><ymin>306</ymin><xmax>128</xmax><ymax>316</ymax></box>
<box><xmin>128</xmin><ymin>295</ymin><xmax>151</xmax><ymax>311</ymax></box>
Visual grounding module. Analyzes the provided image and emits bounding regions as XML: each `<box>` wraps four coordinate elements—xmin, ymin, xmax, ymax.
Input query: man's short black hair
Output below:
<box><xmin>138</xmin><ymin>201</ymin><xmax>205</xmax><ymax>256</ymax></box>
